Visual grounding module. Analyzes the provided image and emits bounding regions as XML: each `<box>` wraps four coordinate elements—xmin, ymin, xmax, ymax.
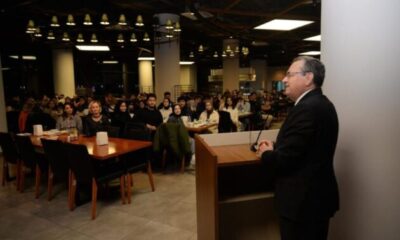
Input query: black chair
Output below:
<box><xmin>41</xmin><ymin>139</ymin><xmax>69</xmax><ymax>201</ymax></box>
<box><xmin>105</xmin><ymin>125</ymin><xmax>120</xmax><ymax>138</ymax></box>
<box><xmin>218</xmin><ymin>111</ymin><xmax>235</xmax><ymax>133</ymax></box>
<box><xmin>64</xmin><ymin>142</ymin><xmax>127</xmax><ymax>219</ymax></box>
<box><xmin>15</xmin><ymin>135</ymin><xmax>47</xmax><ymax>197</ymax></box>
<box><xmin>122</xmin><ymin>122</ymin><xmax>155</xmax><ymax>201</ymax></box>
<box><xmin>0</xmin><ymin>132</ymin><xmax>20</xmax><ymax>189</ymax></box>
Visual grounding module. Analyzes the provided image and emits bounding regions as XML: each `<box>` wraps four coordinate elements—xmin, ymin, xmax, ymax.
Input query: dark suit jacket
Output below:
<box><xmin>261</xmin><ymin>88</ymin><xmax>339</xmax><ymax>221</ymax></box>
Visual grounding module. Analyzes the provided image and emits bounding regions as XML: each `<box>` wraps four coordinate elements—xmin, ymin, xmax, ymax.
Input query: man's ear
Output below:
<box><xmin>305</xmin><ymin>72</ymin><xmax>315</xmax><ymax>87</ymax></box>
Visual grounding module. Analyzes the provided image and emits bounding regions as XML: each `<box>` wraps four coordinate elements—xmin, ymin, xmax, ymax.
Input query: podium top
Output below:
<box><xmin>211</xmin><ymin>144</ymin><xmax>260</xmax><ymax>167</ymax></box>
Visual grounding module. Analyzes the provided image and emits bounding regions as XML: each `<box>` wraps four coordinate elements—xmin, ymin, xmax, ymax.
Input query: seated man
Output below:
<box><xmin>199</xmin><ymin>100</ymin><xmax>219</xmax><ymax>134</ymax></box>
<box><xmin>134</xmin><ymin>93</ymin><xmax>163</xmax><ymax>134</ymax></box>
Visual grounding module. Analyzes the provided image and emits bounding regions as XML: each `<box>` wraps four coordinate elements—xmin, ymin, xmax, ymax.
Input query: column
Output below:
<box><xmin>0</xmin><ymin>53</ymin><xmax>7</xmax><ymax>132</ymax></box>
<box><xmin>322</xmin><ymin>0</ymin><xmax>400</xmax><ymax>239</ymax></box>
<box><xmin>52</xmin><ymin>49</ymin><xmax>75</xmax><ymax>97</ymax></box>
<box><xmin>250</xmin><ymin>59</ymin><xmax>267</xmax><ymax>90</ymax></box>
<box><xmin>122</xmin><ymin>63</ymin><xmax>129</xmax><ymax>96</ymax></box>
<box><xmin>154</xmin><ymin>13</ymin><xmax>180</xmax><ymax>100</ymax></box>
<box><xmin>223</xmin><ymin>39</ymin><xmax>239</xmax><ymax>91</ymax></box>
<box><xmin>180</xmin><ymin>64</ymin><xmax>197</xmax><ymax>92</ymax></box>
<box><xmin>138</xmin><ymin>60</ymin><xmax>153</xmax><ymax>93</ymax></box>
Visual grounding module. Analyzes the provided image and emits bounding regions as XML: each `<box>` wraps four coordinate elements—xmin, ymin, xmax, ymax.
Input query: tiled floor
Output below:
<box><xmin>0</xmin><ymin>161</ymin><xmax>197</xmax><ymax>240</ymax></box>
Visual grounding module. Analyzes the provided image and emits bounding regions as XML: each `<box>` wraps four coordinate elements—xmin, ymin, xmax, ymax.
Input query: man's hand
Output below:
<box><xmin>257</xmin><ymin>139</ymin><xmax>274</xmax><ymax>157</ymax></box>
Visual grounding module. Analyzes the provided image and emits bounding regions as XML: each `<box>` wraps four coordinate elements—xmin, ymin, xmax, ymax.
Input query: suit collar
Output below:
<box><xmin>295</xmin><ymin>88</ymin><xmax>322</xmax><ymax>105</ymax></box>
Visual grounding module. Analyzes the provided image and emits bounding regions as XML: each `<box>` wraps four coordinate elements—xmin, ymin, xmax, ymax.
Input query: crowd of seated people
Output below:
<box><xmin>5</xmin><ymin>88</ymin><xmax>290</xmax><ymax>137</ymax></box>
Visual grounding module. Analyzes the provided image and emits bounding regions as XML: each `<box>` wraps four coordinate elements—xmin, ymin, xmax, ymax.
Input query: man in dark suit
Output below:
<box><xmin>258</xmin><ymin>56</ymin><xmax>339</xmax><ymax>240</ymax></box>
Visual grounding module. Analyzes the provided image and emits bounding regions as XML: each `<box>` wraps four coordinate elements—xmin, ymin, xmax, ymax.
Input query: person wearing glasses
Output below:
<box><xmin>257</xmin><ymin>56</ymin><xmax>339</xmax><ymax>240</ymax></box>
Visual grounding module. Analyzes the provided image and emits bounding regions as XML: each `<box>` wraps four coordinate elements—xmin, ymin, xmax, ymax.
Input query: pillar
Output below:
<box><xmin>154</xmin><ymin>13</ymin><xmax>180</xmax><ymax>100</ymax></box>
<box><xmin>52</xmin><ymin>49</ymin><xmax>75</xmax><ymax>97</ymax></box>
<box><xmin>122</xmin><ymin>63</ymin><xmax>129</xmax><ymax>96</ymax></box>
<box><xmin>223</xmin><ymin>39</ymin><xmax>239</xmax><ymax>92</ymax></box>
<box><xmin>250</xmin><ymin>59</ymin><xmax>267</xmax><ymax>90</ymax></box>
<box><xmin>138</xmin><ymin>60</ymin><xmax>154</xmax><ymax>93</ymax></box>
<box><xmin>0</xmin><ymin>53</ymin><xmax>7</xmax><ymax>132</ymax></box>
<box><xmin>180</xmin><ymin>65</ymin><xmax>197</xmax><ymax>92</ymax></box>
<box><xmin>322</xmin><ymin>1</ymin><xmax>400</xmax><ymax>239</ymax></box>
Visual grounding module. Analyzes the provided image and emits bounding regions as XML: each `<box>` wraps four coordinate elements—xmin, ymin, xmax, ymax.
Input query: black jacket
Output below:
<box><xmin>261</xmin><ymin>88</ymin><xmax>339</xmax><ymax>221</ymax></box>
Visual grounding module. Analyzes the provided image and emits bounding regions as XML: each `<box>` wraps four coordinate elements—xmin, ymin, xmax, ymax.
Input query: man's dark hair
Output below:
<box><xmin>147</xmin><ymin>93</ymin><xmax>157</xmax><ymax>100</ymax></box>
<box><xmin>293</xmin><ymin>56</ymin><xmax>325</xmax><ymax>87</ymax></box>
<box><xmin>164</xmin><ymin>91</ymin><xmax>171</xmax><ymax>96</ymax></box>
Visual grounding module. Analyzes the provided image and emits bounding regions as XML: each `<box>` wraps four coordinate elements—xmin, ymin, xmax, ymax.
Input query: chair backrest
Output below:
<box><xmin>15</xmin><ymin>135</ymin><xmax>37</xmax><ymax>168</ymax></box>
<box><xmin>64</xmin><ymin>143</ymin><xmax>94</xmax><ymax>185</ymax></box>
<box><xmin>105</xmin><ymin>125</ymin><xmax>120</xmax><ymax>138</ymax></box>
<box><xmin>0</xmin><ymin>132</ymin><xmax>19</xmax><ymax>164</ymax></box>
<box><xmin>123</xmin><ymin>122</ymin><xmax>151</xmax><ymax>141</ymax></box>
<box><xmin>41</xmin><ymin>139</ymin><xmax>69</xmax><ymax>179</ymax></box>
<box><xmin>218</xmin><ymin>111</ymin><xmax>234</xmax><ymax>133</ymax></box>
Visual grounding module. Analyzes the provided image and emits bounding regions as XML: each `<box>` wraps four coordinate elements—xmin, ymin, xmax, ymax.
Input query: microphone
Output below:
<box><xmin>250</xmin><ymin>114</ymin><xmax>270</xmax><ymax>152</ymax></box>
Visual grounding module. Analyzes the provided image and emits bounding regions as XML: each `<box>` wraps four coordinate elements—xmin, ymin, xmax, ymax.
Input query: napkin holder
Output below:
<box><xmin>33</xmin><ymin>124</ymin><xmax>43</xmax><ymax>136</ymax></box>
<box><xmin>96</xmin><ymin>131</ymin><xmax>108</xmax><ymax>145</ymax></box>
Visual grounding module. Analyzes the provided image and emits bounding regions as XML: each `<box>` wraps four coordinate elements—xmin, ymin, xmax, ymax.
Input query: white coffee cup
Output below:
<box><xmin>96</xmin><ymin>131</ymin><xmax>108</xmax><ymax>145</ymax></box>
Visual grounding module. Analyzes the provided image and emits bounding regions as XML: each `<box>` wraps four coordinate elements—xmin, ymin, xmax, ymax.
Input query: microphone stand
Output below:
<box><xmin>250</xmin><ymin>113</ymin><xmax>270</xmax><ymax>152</ymax></box>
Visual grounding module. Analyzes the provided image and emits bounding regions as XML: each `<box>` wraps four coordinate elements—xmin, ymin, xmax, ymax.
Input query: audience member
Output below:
<box><xmin>56</xmin><ymin>103</ymin><xmax>83</xmax><ymax>133</ymax></box>
<box><xmin>84</xmin><ymin>100</ymin><xmax>111</xmax><ymax>136</ymax></box>
<box><xmin>199</xmin><ymin>101</ymin><xmax>219</xmax><ymax>133</ymax></box>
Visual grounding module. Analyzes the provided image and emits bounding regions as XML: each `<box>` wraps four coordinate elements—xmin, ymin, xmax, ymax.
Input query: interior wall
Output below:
<box><xmin>266</xmin><ymin>66</ymin><xmax>287</xmax><ymax>91</ymax></box>
<box><xmin>322</xmin><ymin>1</ymin><xmax>400</xmax><ymax>239</ymax></box>
<box><xmin>0</xmin><ymin>53</ymin><xmax>7</xmax><ymax>132</ymax></box>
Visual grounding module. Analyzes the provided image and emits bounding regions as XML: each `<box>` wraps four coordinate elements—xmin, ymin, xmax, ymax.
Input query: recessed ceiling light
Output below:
<box><xmin>138</xmin><ymin>57</ymin><xmax>155</xmax><ymax>61</ymax></box>
<box><xmin>102</xmin><ymin>60</ymin><xmax>119</xmax><ymax>64</ymax></box>
<box><xmin>76</xmin><ymin>45</ymin><xmax>110</xmax><ymax>51</ymax></box>
<box><xmin>304</xmin><ymin>35</ymin><xmax>321</xmax><ymax>41</ymax></box>
<box><xmin>180</xmin><ymin>61</ymin><xmax>194</xmax><ymax>65</ymax></box>
<box><xmin>299</xmin><ymin>51</ymin><xmax>321</xmax><ymax>56</ymax></box>
<box><xmin>254</xmin><ymin>19</ymin><xmax>313</xmax><ymax>31</ymax></box>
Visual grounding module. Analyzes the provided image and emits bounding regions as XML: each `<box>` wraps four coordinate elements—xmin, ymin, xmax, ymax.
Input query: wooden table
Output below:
<box><xmin>186</xmin><ymin>123</ymin><xmax>218</xmax><ymax>133</ymax></box>
<box><xmin>30</xmin><ymin>135</ymin><xmax>152</xmax><ymax>160</ymax></box>
<box><xmin>238</xmin><ymin>112</ymin><xmax>253</xmax><ymax>119</ymax></box>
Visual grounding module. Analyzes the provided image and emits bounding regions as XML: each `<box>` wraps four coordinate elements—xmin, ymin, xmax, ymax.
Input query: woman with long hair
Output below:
<box><xmin>56</xmin><ymin>103</ymin><xmax>83</xmax><ymax>133</ymax></box>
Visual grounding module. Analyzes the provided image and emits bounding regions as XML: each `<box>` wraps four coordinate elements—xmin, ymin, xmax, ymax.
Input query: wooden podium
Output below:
<box><xmin>195</xmin><ymin>130</ymin><xmax>280</xmax><ymax>240</ymax></box>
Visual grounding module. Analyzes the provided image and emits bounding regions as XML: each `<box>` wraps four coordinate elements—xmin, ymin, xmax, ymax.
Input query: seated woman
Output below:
<box><xmin>199</xmin><ymin>101</ymin><xmax>219</xmax><ymax>134</ymax></box>
<box><xmin>84</xmin><ymin>100</ymin><xmax>111</xmax><ymax>136</ymax></box>
<box><xmin>112</xmin><ymin>100</ymin><xmax>132</xmax><ymax>135</ymax></box>
<box><xmin>159</xmin><ymin>98</ymin><xmax>173</xmax><ymax>123</ymax></box>
<box><xmin>167</xmin><ymin>104</ymin><xmax>184</xmax><ymax>125</ymax></box>
<box><xmin>222</xmin><ymin>96</ymin><xmax>240</xmax><ymax>130</ymax></box>
<box><xmin>56</xmin><ymin>103</ymin><xmax>83</xmax><ymax>133</ymax></box>
<box><xmin>167</xmin><ymin>104</ymin><xmax>195</xmax><ymax>165</ymax></box>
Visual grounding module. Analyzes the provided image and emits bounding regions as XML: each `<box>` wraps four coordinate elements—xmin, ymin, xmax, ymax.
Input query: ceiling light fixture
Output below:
<box><xmin>138</xmin><ymin>57</ymin><xmax>155</xmax><ymax>61</ymax></box>
<box><xmin>189</xmin><ymin>52</ymin><xmax>194</xmax><ymax>58</ymax></box>
<box><xmin>165</xmin><ymin>19</ymin><xmax>174</xmax><ymax>30</ymax></box>
<box><xmin>180</xmin><ymin>61</ymin><xmax>194</xmax><ymax>65</ymax></box>
<box><xmin>102</xmin><ymin>60</ymin><xmax>119</xmax><ymax>64</ymax></box>
<box><xmin>66</xmin><ymin>14</ymin><xmax>76</xmax><ymax>26</ymax></box>
<box><xmin>47</xmin><ymin>30</ymin><xmax>55</xmax><ymax>40</ymax></box>
<box><xmin>304</xmin><ymin>35</ymin><xmax>321</xmax><ymax>41</ymax></box>
<box><xmin>62</xmin><ymin>32</ymin><xmax>70</xmax><ymax>41</ymax></box>
<box><xmin>198</xmin><ymin>44</ymin><xmax>204</xmax><ymax>52</ymax></box>
<box><xmin>83</xmin><ymin>14</ymin><xmax>93</xmax><ymax>25</ymax></box>
<box><xmin>77</xmin><ymin>33</ymin><xmax>84</xmax><ymax>42</ymax></box>
<box><xmin>174</xmin><ymin>22</ymin><xmax>181</xmax><ymax>32</ymax></box>
<box><xmin>222</xmin><ymin>51</ymin><xmax>227</xmax><ymax>57</ymax></box>
<box><xmin>254</xmin><ymin>19</ymin><xmax>313</xmax><ymax>31</ymax></box>
<box><xmin>90</xmin><ymin>33</ymin><xmax>98</xmax><ymax>43</ymax></box>
<box><xmin>299</xmin><ymin>51</ymin><xmax>321</xmax><ymax>56</ymax></box>
<box><xmin>213</xmin><ymin>51</ymin><xmax>218</xmax><ymax>58</ymax></box>
<box><xmin>130</xmin><ymin>33</ymin><xmax>137</xmax><ymax>42</ymax></box>
<box><xmin>76</xmin><ymin>45</ymin><xmax>110</xmax><ymax>51</ymax></box>
<box><xmin>26</xmin><ymin>20</ymin><xmax>36</xmax><ymax>33</ymax></box>
<box><xmin>118</xmin><ymin>14</ymin><xmax>127</xmax><ymax>25</ymax></box>
<box><xmin>50</xmin><ymin>16</ymin><xmax>60</xmax><ymax>27</ymax></box>
<box><xmin>143</xmin><ymin>32</ymin><xmax>150</xmax><ymax>41</ymax></box>
<box><xmin>100</xmin><ymin>13</ymin><xmax>110</xmax><ymax>25</ymax></box>
<box><xmin>117</xmin><ymin>33</ymin><xmax>125</xmax><ymax>43</ymax></box>
<box><xmin>136</xmin><ymin>15</ymin><xmax>144</xmax><ymax>26</ymax></box>
<box><xmin>34</xmin><ymin>28</ymin><xmax>42</xmax><ymax>37</ymax></box>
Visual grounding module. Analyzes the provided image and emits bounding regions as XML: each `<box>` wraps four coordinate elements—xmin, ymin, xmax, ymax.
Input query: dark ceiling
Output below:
<box><xmin>0</xmin><ymin>0</ymin><xmax>321</xmax><ymax>66</ymax></box>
